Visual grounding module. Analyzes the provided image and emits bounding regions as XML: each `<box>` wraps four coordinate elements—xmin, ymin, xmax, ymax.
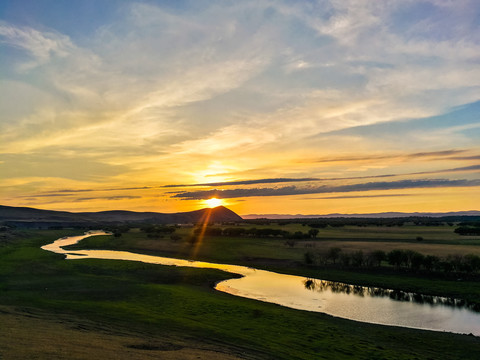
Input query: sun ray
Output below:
<box><xmin>190</xmin><ymin>207</ymin><xmax>213</xmax><ymax>258</ymax></box>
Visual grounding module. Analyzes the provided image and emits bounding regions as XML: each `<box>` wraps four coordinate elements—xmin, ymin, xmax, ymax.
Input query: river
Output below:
<box><xmin>42</xmin><ymin>231</ymin><xmax>480</xmax><ymax>336</ymax></box>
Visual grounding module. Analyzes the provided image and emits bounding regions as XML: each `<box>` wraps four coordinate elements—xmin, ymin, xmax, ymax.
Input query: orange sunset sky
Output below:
<box><xmin>1</xmin><ymin>0</ymin><xmax>479</xmax><ymax>215</ymax></box>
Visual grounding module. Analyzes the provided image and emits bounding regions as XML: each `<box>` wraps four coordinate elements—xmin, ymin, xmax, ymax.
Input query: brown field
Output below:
<box><xmin>299</xmin><ymin>240</ymin><xmax>480</xmax><ymax>257</ymax></box>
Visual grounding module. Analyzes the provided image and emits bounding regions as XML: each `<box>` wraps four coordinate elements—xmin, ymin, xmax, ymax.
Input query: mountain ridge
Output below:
<box><xmin>0</xmin><ymin>204</ymin><xmax>242</xmax><ymax>226</ymax></box>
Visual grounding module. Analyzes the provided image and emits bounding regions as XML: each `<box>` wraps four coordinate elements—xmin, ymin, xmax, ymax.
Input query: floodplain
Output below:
<box><xmin>2</xmin><ymin>220</ymin><xmax>480</xmax><ymax>359</ymax></box>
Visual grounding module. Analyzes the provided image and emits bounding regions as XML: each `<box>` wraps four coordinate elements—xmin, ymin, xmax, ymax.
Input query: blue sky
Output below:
<box><xmin>0</xmin><ymin>0</ymin><xmax>479</xmax><ymax>214</ymax></box>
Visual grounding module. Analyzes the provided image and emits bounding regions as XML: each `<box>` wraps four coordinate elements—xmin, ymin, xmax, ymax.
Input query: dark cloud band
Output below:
<box><xmin>172</xmin><ymin>179</ymin><xmax>480</xmax><ymax>200</ymax></box>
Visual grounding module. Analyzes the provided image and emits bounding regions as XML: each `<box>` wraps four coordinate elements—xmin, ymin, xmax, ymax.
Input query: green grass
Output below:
<box><xmin>2</xmin><ymin>228</ymin><xmax>480</xmax><ymax>359</ymax></box>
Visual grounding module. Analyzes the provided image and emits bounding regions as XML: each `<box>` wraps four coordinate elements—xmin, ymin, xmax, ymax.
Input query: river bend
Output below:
<box><xmin>42</xmin><ymin>231</ymin><xmax>480</xmax><ymax>336</ymax></box>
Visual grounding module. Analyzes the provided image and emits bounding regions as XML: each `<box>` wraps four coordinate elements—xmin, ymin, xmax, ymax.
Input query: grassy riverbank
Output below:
<box><xmin>2</xmin><ymin>228</ymin><xmax>480</xmax><ymax>359</ymax></box>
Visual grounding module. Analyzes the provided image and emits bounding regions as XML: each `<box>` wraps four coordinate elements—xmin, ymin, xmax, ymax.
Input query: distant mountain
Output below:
<box><xmin>0</xmin><ymin>205</ymin><xmax>242</xmax><ymax>227</ymax></box>
<box><xmin>242</xmin><ymin>210</ymin><xmax>480</xmax><ymax>219</ymax></box>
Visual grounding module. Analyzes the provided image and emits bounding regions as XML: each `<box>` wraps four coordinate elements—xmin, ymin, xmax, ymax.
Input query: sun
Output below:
<box><xmin>204</xmin><ymin>197</ymin><xmax>223</xmax><ymax>208</ymax></box>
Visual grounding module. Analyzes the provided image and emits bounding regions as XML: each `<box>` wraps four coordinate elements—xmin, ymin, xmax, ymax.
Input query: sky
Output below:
<box><xmin>0</xmin><ymin>0</ymin><xmax>479</xmax><ymax>216</ymax></box>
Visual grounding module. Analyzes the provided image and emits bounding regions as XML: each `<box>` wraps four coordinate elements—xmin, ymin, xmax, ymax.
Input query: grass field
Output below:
<box><xmin>2</xmin><ymin>226</ymin><xmax>480</xmax><ymax>359</ymax></box>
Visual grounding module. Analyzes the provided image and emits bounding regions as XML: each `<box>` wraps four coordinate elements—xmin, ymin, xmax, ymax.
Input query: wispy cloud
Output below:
<box><xmin>163</xmin><ymin>178</ymin><xmax>319</xmax><ymax>188</ymax></box>
<box><xmin>306</xmin><ymin>149</ymin><xmax>468</xmax><ymax>164</ymax></box>
<box><xmin>75</xmin><ymin>195</ymin><xmax>142</xmax><ymax>202</ymax></box>
<box><xmin>33</xmin><ymin>186</ymin><xmax>153</xmax><ymax>196</ymax></box>
<box><xmin>23</xmin><ymin>163</ymin><xmax>479</xmax><ymax>201</ymax></box>
<box><xmin>301</xmin><ymin>194</ymin><xmax>415</xmax><ymax>200</ymax></box>
<box><xmin>1</xmin><ymin>1</ymin><xmax>479</xmax><ymax>213</ymax></box>
<box><xmin>172</xmin><ymin>179</ymin><xmax>480</xmax><ymax>200</ymax></box>
<box><xmin>164</xmin><ymin>164</ymin><xmax>480</xmax><ymax>188</ymax></box>
<box><xmin>0</xmin><ymin>21</ymin><xmax>75</xmax><ymax>70</ymax></box>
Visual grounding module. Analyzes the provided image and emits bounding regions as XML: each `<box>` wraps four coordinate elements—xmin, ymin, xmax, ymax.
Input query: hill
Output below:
<box><xmin>242</xmin><ymin>210</ymin><xmax>480</xmax><ymax>219</ymax></box>
<box><xmin>0</xmin><ymin>205</ymin><xmax>242</xmax><ymax>228</ymax></box>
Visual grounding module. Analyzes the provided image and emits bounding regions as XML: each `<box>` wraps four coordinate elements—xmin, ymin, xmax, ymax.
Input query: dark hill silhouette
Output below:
<box><xmin>242</xmin><ymin>210</ymin><xmax>480</xmax><ymax>219</ymax></box>
<box><xmin>0</xmin><ymin>205</ymin><xmax>242</xmax><ymax>227</ymax></box>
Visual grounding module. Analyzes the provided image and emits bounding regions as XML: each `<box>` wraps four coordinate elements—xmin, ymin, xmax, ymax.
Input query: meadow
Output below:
<box><xmin>2</xmin><ymin>223</ymin><xmax>480</xmax><ymax>359</ymax></box>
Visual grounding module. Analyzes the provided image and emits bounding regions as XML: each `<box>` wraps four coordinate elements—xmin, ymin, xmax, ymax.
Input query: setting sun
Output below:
<box><xmin>204</xmin><ymin>198</ymin><xmax>223</xmax><ymax>208</ymax></box>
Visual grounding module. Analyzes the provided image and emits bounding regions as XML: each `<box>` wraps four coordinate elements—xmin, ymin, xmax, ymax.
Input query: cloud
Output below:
<box><xmin>163</xmin><ymin>177</ymin><xmax>319</xmax><ymax>188</ymax></box>
<box><xmin>75</xmin><ymin>195</ymin><xmax>142</xmax><ymax>202</ymax></box>
<box><xmin>172</xmin><ymin>179</ymin><xmax>480</xmax><ymax>200</ymax></box>
<box><xmin>447</xmin><ymin>155</ymin><xmax>480</xmax><ymax>161</ymax></box>
<box><xmin>34</xmin><ymin>186</ymin><xmax>153</xmax><ymax>196</ymax></box>
<box><xmin>22</xmin><ymin>194</ymin><xmax>142</xmax><ymax>203</ymax></box>
<box><xmin>304</xmin><ymin>149</ymin><xmax>468</xmax><ymax>164</ymax></box>
<box><xmin>301</xmin><ymin>194</ymin><xmax>415</xmax><ymax>200</ymax></box>
<box><xmin>164</xmin><ymin>163</ymin><xmax>480</xmax><ymax>188</ymax></box>
<box><xmin>311</xmin><ymin>101</ymin><xmax>480</xmax><ymax>151</ymax></box>
<box><xmin>0</xmin><ymin>153</ymin><xmax>129</xmax><ymax>181</ymax></box>
<box><xmin>0</xmin><ymin>21</ymin><xmax>74</xmax><ymax>69</ymax></box>
<box><xmin>424</xmin><ymin>164</ymin><xmax>480</xmax><ymax>174</ymax></box>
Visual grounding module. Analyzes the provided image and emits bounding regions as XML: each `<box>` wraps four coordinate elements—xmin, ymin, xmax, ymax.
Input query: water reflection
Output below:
<box><xmin>304</xmin><ymin>278</ymin><xmax>480</xmax><ymax>312</ymax></box>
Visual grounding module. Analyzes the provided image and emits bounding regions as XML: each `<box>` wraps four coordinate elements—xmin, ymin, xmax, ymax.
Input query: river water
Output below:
<box><xmin>42</xmin><ymin>231</ymin><xmax>480</xmax><ymax>336</ymax></box>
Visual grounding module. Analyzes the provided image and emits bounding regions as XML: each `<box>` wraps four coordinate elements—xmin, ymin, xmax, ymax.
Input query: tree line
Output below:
<box><xmin>193</xmin><ymin>226</ymin><xmax>320</xmax><ymax>239</ymax></box>
<box><xmin>304</xmin><ymin>247</ymin><xmax>480</xmax><ymax>276</ymax></box>
<box><xmin>454</xmin><ymin>222</ymin><xmax>480</xmax><ymax>236</ymax></box>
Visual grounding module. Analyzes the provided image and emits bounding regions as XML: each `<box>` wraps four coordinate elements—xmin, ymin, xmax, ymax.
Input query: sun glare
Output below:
<box><xmin>204</xmin><ymin>197</ymin><xmax>223</xmax><ymax>208</ymax></box>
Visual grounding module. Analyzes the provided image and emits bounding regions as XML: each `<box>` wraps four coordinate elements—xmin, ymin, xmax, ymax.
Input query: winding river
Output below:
<box><xmin>42</xmin><ymin>231</ymin><xmax>480</xmax><ymax>336</ymax></box>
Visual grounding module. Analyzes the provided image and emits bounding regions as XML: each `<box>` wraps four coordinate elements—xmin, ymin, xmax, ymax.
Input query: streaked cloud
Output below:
<box><xmin>21</xmin><ymin>165</ymin><xmax>480</xmax><ymax>200</ymax></box>
<box><xmin>305</xmin><ymin>149</ymin><xmax>469</xmax><ymax>164</ymax></box>
<box><xmin>301</xmin><ymin>194</ymin><xmax>415</xmax><ymax>200</ymax></box>
<box><xmin>165</xmin><ymin>164</ymin><xmax>480</xmax><ymax>188</ymax></box>
<box><xmin>75</xmin><ymin>196</ymin><xmax>142</xmax><ymax>202</ymax></box>
<box><xmin>172</xmin><ymin>179</ymin><xmax>480</xmax><ymax>200</ymax></box>
<box><xmin>163</xmin><ymin>178</ymin><xmax>319</xmax><ymax>188</ymax></box>
<box><xmin>0</xmin><ymin>21</ymin><xmax>74</xmax><ymax>70</ymax></box>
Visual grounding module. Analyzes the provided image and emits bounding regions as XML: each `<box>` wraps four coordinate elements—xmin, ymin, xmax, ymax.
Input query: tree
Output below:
<box><xmin>465</xmin><ymin>254</ymin><xmax>480</xmax><ymax>272</ymax></box>
<box><xmin>370</xmin><ymin>250</ymin><xmax>386</xmax><ymax>267</ymax></box>
<box><xmin>351</xmin><ymin>250</ymin><xmax>364</xmax><ymax>267</ymax></box>
<box><xmin>410</xmin><ymin>252</ymin><xmax>425</xmax><ymax>271</ymax></box>
<box><xmin>423</xmin><ymin>255</ymin><xmax>439</xmax><ymax>271</ymax></box>
<box><xmin>304</xmin><ymin>251</ymin><xmax>315</xmax><ymax>265</ymax></box>
<box><xmin>170</xmin><ymin>234</ymin><xmax>182</xmax><ymax>242</ymax></box>
<box><xmin>308</xmin><ymin>229</ymin><xmax>319</xmax><ymax>238</ymax></box>
<box><xmin>326</xmin><ymin>247</ymin><xmax>342</xmax><ymax>264</ymax></box>
<box><xmin>388</xmin><ymin>250</ymin><xmax>407</xmax><ymax>269</ymax></box>
<box><xmin>285</xmin><ymin>239</ymin><xmax>296</xmax><ymax>248</ymax></box>
<box><xmin>340</xmin><ymin>253</ymin><xmax>351</xmax><ymax>267</ymax></box>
